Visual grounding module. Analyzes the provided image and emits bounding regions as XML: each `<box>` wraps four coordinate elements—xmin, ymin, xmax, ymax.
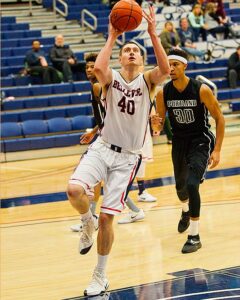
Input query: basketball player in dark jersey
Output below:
<box><xmin>152</xmin><ymin>48</ymin><xmax>225</xmax><ymax>253</ymax></box>
<box><xmin>70</xmin><ymin>53</ymin><xmax>145</xmax><ymax>232</ymax></box>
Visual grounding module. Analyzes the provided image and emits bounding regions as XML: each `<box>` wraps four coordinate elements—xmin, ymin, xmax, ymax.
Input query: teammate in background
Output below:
<box><xmin>70</xmin><ymin>53</ymin><xmax>145</xmax><ymax>232</ymax></box>
<box><xmin>152</xmin><ymin>48</ymin><xmax>225</xmax><ymax>254</ymax></box>
<box><xmin>67</xmin><ymin>6</ymin><xmax>170</xmax><ymax>297</ymax></box>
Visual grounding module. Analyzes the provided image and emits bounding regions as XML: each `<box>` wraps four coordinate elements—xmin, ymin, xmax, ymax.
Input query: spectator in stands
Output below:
<box><xmin>178</xmin><ymin>17</ymin><xmax>205</xmax><ymax>60</ymax></box>
<box><xmin>188</xmin><ymin>4</ymin><xmax>207</xmax><ymax>41</ymax></box>
<box><xmin>49</xmin><ymin>34</ymin><xmax>86</xmax><ymax>82</ymax></box>
<box><xmin>24</xmin><ymin>40</ymin><xmax>60</xmax><ymax>84</ymax></box>
<box><xmin>207</xmin><ymin>0</ymin><xmax>226</xmax><ymax>19</ymax></box>
<box><xmin>159</xmin><ymin>21</ymin><xmax>181</xmax><ymax>54</ymax></box>
<box><xmin>204</xmin><ymin>2</ymin><xmax>230</xmax><ymax>39</ymax></box>
<box><xmin>227</xmin><ymin>46</ymin><xmax>240</xmax><ymax>89</ymax></box>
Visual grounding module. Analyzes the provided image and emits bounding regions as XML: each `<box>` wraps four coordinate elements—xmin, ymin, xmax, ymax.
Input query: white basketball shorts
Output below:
<box><xmin>69</xmin><ymin>137</ymin><xmax>141</xmax><ymax>215</ymax></box>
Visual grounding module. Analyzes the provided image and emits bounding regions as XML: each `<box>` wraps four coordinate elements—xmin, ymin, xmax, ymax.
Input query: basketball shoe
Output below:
<box><xmin>138</xmin><ymin>190</ymin><xmax>157</xmax><ymax>202</ymax></box>
<box><xmin>182</xmin><ymin>234</ymin><xmax>202</xmax><ymax>253</ymax></box>
<box><xmin>70</xmin><ymin>214</ymin><xmax>99</xmax><ymax>232</ymax></box>
<box><xmin>118</xmin><ymin>209</ymin><xmax>145</xmax><ymax>224</ymax></box>
<box><xmin>79</xmin><ymin>215</ymin><xmax>99</xmax><ymax>255</ymax></box>
<box><xmin>84</xmin><ymin>269</ymin><xmax>109</xmax><ymax>296</ymax></box>
<box><xmin>178</xmin><ymin>211</ymin><xmax>190</xmax><ymax>233</ymax></box>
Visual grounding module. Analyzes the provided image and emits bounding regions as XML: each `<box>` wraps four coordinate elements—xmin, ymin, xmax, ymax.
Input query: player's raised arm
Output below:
<box><xmin>94</xmin><ymin>21</ymin><xmax>122</xmax><ymax>88</ymax></box>
<box><xmin>143</xmin><ymin>5</ymin><xmax>170</xmax><ymax>86</ymax></box>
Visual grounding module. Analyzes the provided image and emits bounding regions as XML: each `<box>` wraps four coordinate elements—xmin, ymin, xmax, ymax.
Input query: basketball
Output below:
<box><xmin>110</xmin><ymin>0</ymin><xmax>142</xmax><ymax>32</ymax></box>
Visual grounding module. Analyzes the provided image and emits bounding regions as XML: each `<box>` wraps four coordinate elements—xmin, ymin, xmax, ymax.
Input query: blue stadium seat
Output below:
<box><xmin>22</xmin><ymin>120</ymin><xmax>48</xmax><ymax>136</ymax></box>
<box><xmin>44</xmin><ymin>108</ymin><xmax>66</xmax><ymax>119</ymax></box>
<box><xmin>54</xmin><ymin>133</ymin><xmax>82</xmax><ymax>147</ymax></box>
<box><xmin>1</xmin><ymin>122</ymin><xmax>22</xmax><ymax>138</ymax></box>
<box><xmin>70</xmin><ymin>94</ymin><xmax>91</xmax><ymax>104</ymax></box>
<box><xmin>1</xmin><ymin>112</ymin><xmax>19</xmax><ymax>123</ymax></box>
<box><xmin>66</xmin><ymin>106</ymin><xmax>89</xmax><ymax>117</ymax></box>
<box><xmin>20</xmin><ymin>110</ymin><xmax>44</xmax><ymax>121</ymax></box>
<box><xmin>24</xmin><ymin>98</ymin><xmax>49</xmax><ymax>109</ymax></box>
<box><xmin>1</xmin><ymin>16</ymin><xmax>16</xmax><ymax>23</ymax></box>
<box><xmin>47</xmin><ymin>118</ymin><xmax>72</xmax><ymax>133</ymax></box>
<box><xmin>73</xmin><ymin>82</ymin><xmax>91</xmax><ymax>92</ymax></box>
<box><xmin>71</xmin><ymin>115</ymin><xmax>95</xmax><ymax>130</ymax></box>
<box><xmin>2</xmin><ymin>100</ymin><xmax>24</xmax><ymax>111</ymax></box>
<box><xmin>52</xmin><ymin>83</ymin><xmax>73</xmax><ymax>94</ymax></box>
<box><xmin>30</xmin><ymin>85</ymin><xmax>52</xmax><ymax>96</ymax></box>
<box><xmin>48</xmin><ymin>95</ymin><xmax>70</xmax><ymax>106</ymax></box>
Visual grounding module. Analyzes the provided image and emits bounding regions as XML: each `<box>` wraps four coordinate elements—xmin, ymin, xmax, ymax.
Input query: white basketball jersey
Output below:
<box><xmin>100</xmin><ymin>69</ymin><xmax>151</xmax><ymax>151</ymax></box>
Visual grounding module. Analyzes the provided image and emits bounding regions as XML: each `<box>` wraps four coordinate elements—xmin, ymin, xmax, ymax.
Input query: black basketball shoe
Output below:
<box><xmin>178</xmin><ymin>211</ymin><xmax>190</xmax><ymax>233</ymax></box>
<box><xmin>182</xmin><ymin>234</ymin><xmax>202</xmax><ymax>254</ymax></box>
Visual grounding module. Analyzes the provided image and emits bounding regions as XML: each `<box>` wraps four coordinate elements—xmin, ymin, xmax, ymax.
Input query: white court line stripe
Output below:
<box><xmin>158</xmin><ymin>288</ymin><xmax>240</xmax><ymax>300</ymax></box>
<box><xmin>203</xmin><ymin>296</ymin><xmax>240</xmax><ymax>300</ymax></box>
<box><xmin>1</xmin><ymin>166</ymin><xmax>49</xmax><ymax>172</ymax></box>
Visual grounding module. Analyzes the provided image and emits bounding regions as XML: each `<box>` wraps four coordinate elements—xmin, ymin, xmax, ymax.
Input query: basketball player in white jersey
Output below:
<box><xmin>67</xmin><ymin>5</ymin><xmax>170</xmax><ymax>296</ymax></box>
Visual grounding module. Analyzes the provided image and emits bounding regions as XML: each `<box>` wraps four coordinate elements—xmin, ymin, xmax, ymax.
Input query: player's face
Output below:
<box><xmin>169</xmin><ymin>60</ymin><xmax>187</xmax><ymax>80</ymax></box>
<box><xmin>85</xmin><ymin>61</ymin><xmax>96</xmax><ymax>81</ymax></box>
<box><xmin>119</xmin><ymin>44</ymin><xmax>142</xmax><ymax>67</ymax></box>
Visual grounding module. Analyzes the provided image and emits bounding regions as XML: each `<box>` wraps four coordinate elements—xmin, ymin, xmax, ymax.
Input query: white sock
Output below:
<box><xmin>96</xmin><ymin>254</ymin><xmax>108</xmax><ymax>275</ymax></box>
<box><xmin>182</xmin><ymin>201</ymin><xmax>189</xmax><ymax>212</ymax></box>
<box><xmin>81</xmin><ymin>209</ymin><xmax>92</xmax><ymax>222</ymax></box>
<box><xmin>189</xmin><ymin>219</ymin><xmax>199</xmax><ymax>236</ymax></box>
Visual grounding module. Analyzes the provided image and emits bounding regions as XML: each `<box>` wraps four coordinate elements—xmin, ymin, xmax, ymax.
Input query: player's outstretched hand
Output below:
<box><xmin>108</xmin><ymin>19</ymin><xmax>123</xmax><ymax>39</ymax></box>
<box><xmin>142</xmin><ymin>4</ymin><xmax>156</xmax><ymax>35</ymax></box>
<box><xmin>80</xmin><ymin>132</ymin><xmax>95</xmax><ymax>145</ymax></box>
<box><xmin>208</xmin><ymin>150</ymin><xmax>220</xmax><ymax>169</ymax></box>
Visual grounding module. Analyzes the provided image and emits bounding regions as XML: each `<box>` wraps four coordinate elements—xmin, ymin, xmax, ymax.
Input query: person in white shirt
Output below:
<box><xmin>67</xmin><ymin>5</ymin><xmax>170</xmax><ymax>297</ymax></box>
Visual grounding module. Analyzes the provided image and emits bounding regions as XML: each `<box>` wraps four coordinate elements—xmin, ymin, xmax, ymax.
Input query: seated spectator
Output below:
<box><xmin>49</xmin><ymin>35</ymin><xmax>86</xmax><ymax>82</ymax></box>
<box><xmin>24</xmin><ymin>40</ymin><xmax>60</xmax><ymax>84</ymax></box>
<box><xmin>204</xmin><ymin>2</ymin><xmax>230</xmax><ymax>39</ymax></box>
<box><xmin>178</xmin><ymin>17</ymin><xmax>205</xmax><ymax>60</ymax></box>
<box><xmin>227</xmin><ymin>46</ymin><xmax>240</xmax><ymax>89</ymax></box>
<box><xmin>207</xmin><ymin>0</ymin><xmax>226</xmax><ymax>19</ymax></box>
<box><xmin>188</xmin><ymin>4</ymin><xmax>207</xmax><ymax>41</ymax></box>
<box><xmin>159</xmin><ymin>21</ymin><xmax>181</xmax><ymax>54</ymax></box>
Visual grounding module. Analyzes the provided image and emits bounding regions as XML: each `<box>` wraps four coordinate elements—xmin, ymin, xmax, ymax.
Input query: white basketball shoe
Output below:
<box><xmin>138</xmin><ymin>190</ymin><xmax>157</xmax><ymax>202</ymax></box>
<box><xmin>79</xmin><ymin>215</ymin><xmax>99</xmax><ymax>255</ymax></box>
<box><xmin>84</xmin><ymin>269</ymin><xmax>109</xmax><ymax>296</ymax></box>
<box><xmin>118</xmin><ymin>209</ymin><xmax>145</xmax><ymax>224</ymax></box>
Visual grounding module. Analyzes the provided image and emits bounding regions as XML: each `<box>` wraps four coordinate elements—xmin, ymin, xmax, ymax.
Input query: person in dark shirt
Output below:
<box><xmin>25</xmin><ymin>40</ymin><xmax>60</xmax><ymax>84</ymax></box>
<box><xmin>152</xmin><ymin>48</ymin><xmax>225</xmax><ymax>254</ymax></box>
<box><xmin>49</xmin><ymin>34</ymin><xmax>86</xmax><ymax>82</ymax></box>
<box><xmin>227</xmin><ymin>46</ymin><xmax>240</xmax><ymax>89</ymax></box>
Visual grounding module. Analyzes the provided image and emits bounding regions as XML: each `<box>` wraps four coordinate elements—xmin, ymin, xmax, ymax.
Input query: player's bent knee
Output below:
<box><xmin>67</xmin><ymin>184</ymin><xmax>85</xmax><ymax>200</ymax></box>
<box><xmin>99</xmin><ymin>213</ymin><xmax>114</xmax><ymax>228</ymax></box>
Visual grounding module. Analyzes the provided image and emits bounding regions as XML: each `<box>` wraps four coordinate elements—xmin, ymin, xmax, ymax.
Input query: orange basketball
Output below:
<box><xmin>110</xmin><ymin>0</ymin><xmax>142</xmax><ymax>32</ymax></box>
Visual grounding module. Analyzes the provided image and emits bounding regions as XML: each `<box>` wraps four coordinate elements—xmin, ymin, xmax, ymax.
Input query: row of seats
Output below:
<box><xmin>1</xmin><ymin>104</ymin><xmax>93</xmax><ymax>123</ymax></box>
<box><xmin>2</xmin><ymin>81</ymin><xmax>91</xmax><ymax>98</ymax></box>
<box><xmin>1</xmin><ymin>23</ymin><xmax>29</xmax><ymax>31</ymax></box>
<box><xmin>1</xmin><ymin>45</ymin><xmax>84</xmax><ymax>59</ymax></box>
<box><xmin>1</xmin><ymin>116</ymin><xmax>95</xmax><ymax>138</ymax></box>
<box><xmin>2</xmin><ymin>93</ymin><xmax>91</xmax><ymax>111</ymax></box>
<box><xmin>2</xmin><ymin>36</ymin><xmax>54</xmax><ymax>49</ymax></box>
<box><xmin>1</xmin><ymin>116</ymin><xmax>95</xmax><ymax>152</ymax></box>
<box><xmin>1</xmin><ymin>16</ymin><xmax>16</xmax><ymax>24</ymax></box>
<box><xmin>1</xmin><ymin>29</ymin><xmax>41</xmax><ymax>40</ymax></box>
<box><xmin>231</xmin><ymin>101</ymin><xmax>240</xmax><ymax>112</ymax></box>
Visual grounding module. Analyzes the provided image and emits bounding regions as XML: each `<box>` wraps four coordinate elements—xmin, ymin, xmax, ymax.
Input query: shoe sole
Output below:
<box><xmin>182</xmin><ymin>243</ymin><xmax>202</xmax><ymax>254</ymax></box>
<box><xmin>118</xmin><ymin>216</ymin><xmax>145</xmax><ymax>224</ymax></box>
<box><xmin>79</xmin><ymin>243</ymin><xmax>93</xmax><ymax>255</ymax></box>
<box><xmin>84</xmin><ymin>282</ymin><xmax>109</xmax><ymax>296</ymax></box>
<box><xmin>138</xmin><ymin>199</ymin><xmax>156</xmax><ymax>202</ymax></box>
<box><xmin>178</xmin><ymin>222</ymin><xmax>190</xmax><ymax>233</ymax></box>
